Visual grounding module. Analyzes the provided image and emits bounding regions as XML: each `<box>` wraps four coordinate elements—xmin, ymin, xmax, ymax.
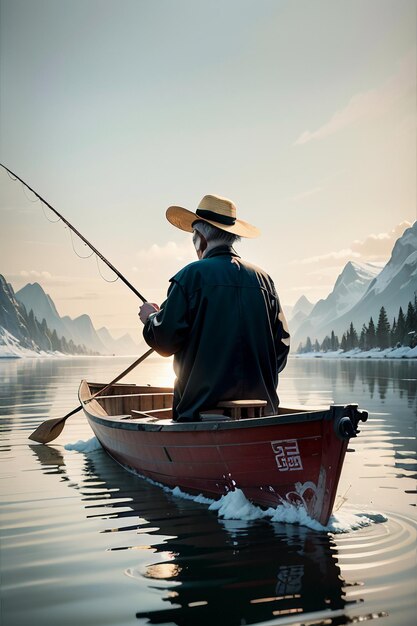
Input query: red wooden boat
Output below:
<box><xmin>79</xmin><ymin>380</ymin><xmax>368</xmax><ymax>525</ymax></box>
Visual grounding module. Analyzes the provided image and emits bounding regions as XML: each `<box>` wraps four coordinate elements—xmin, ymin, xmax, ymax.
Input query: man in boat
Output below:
<box><xmin>139</xmin><ymin>194</ymin><xmax>290</xmax><ymax>422</ymax></box>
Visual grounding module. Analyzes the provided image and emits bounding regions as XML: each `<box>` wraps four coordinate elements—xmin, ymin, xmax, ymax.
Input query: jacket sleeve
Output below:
<box><xmin>275</xmin><ymin>300</ymin><xmax>290</xmax><ymax>373</ymax></box>
<box><xmin>269</xmin><ymin>283</ymin><xmax>290</xmax><ymax>373</ymax></box>
<box><xmin>142</xmin><ymin>279</ymin><xmax>190</xmax><ymax>357</ymax></box>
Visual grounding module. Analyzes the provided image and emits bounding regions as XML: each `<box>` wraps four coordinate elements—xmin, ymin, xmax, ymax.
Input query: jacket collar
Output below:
<box><xmin>203</xmin><ymin>245</ymin><xmax>240</xmax><ymax>260</ymax></box>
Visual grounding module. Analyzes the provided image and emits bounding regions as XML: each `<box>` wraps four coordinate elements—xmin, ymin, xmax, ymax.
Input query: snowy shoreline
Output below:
<box><xmin>0</xmin><ymin>350</ymin><xmax>139</xmax><ymax>359</ymax></box>
<box><xmin>295</xmin><ymin>346</ymin><xmax>417</xmax><ymax>359</ymax></box>
<box><xmin>4</xmin><ymin>349</ymin><xmax>416</xmax><ymax>360</ymax></box>
<box><xmin>0</xmin><ymin>328</ymin><xmax>140</xmax><ymax>359</ymax></box>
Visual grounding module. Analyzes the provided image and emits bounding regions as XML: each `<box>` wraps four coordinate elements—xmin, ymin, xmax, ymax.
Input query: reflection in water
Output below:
<box><xmin>30</xmin><ymin>444</ymin><xmax>354</xmax><ymax>626</ymax></box>
<box><xmin>291</xmin><ymin>358</ymin><xmax>417</xmax><ymax>406</ymax></box>
<box><xmin>4</xmin><ymin>356</ymin><xmax>416</xmax><ymax>626</ymax></box>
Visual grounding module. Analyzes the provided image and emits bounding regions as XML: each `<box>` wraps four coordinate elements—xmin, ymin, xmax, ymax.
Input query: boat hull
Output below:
<box><xmin>79</xmin><ymin>381</ymin><xmax>367</xmax><ymax>525</ymax></box>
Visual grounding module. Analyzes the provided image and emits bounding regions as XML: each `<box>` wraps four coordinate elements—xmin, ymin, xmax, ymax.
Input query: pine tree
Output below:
<box><xmin>27</xmin><ymin>309</ymin><xmax>37</xmax><ymax>335</ymax></box>
<box><xmin>396</xmin><ymin>307</ymin><xmax>406</xmax><ymax>345</ymax></box>
<box><xmin>405</xmin><ymin>301</ymin><xmax>417</xmax><ymax>346</ymax></box>
<box><xmin>321</xmin><ymin>335</ymin><xmax>331</xmax><ymax>352</ymax></box>
<box><xmin>345</xmin><ymin>326</ymin><xmax>351</xmax><ymax>350</ymax></box>
<box><xmin>305</xmin><ymin>337</ymin><xmax>312</xmax><ymax>353</ymax></box>
<box><xmin>348</xmin><ymin>322</ymin><xmax>358</xmax><ymax>349</ymax></box>
<box><xmin>50</xmin><ymin>329</ymin><xmax>60</xmax><ymax>351</ymax></box>
<box><xmin>404</xmin><ymin>302</ymin><xmax>417</xmax><ymax>346</ymax></box>
<box><xmin>359</xmin><ymin>324</ymin><xmax>367</xmax><ymax>350</ymax></box>
<box><xmin>341</xmin><ymin>333</ymin><xmax>347</xmax><ymax>352</ymax></box>
<box><xmin>366</xmin><ymin>317</ymin><xmax>376</xmax><ymax>349</ymax></box>
<box><xmin>391</xmin><ymin>317</ymin><xmax>397</xmax><ymax>347</ymax></box>
<box><xmin>330</xmin><ymin>330</ymin><xmax>337</xmax><ymax>351</ymax></box>
<box><xmin>313</xmin><ymin>339</ymin><xmax>320</xmax><ymax>352</ymax></box>
<box><xmin>376</xmin><ymin>306</ymin><xmax>391</xmax><ymax>349</ymax></box>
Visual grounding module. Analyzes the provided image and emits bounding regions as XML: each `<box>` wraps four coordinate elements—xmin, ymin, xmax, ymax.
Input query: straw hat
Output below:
<box><xmin>166</xmin><ymin>194</ymin><xmax>260</xmax><ymax>238</ymax></box>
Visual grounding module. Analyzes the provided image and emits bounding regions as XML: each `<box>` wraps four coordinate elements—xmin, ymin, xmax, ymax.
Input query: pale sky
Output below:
<box><xmin>1</xmin><ymin>0</ymin><xmax>416</xmax><ymax>339</ymax></box>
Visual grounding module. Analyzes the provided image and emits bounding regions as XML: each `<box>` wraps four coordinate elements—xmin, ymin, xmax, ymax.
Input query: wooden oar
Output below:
<box><xmin>29</xmin><ymin>348</ymin><xmax>154</xmax><ymax>444</ymax></box>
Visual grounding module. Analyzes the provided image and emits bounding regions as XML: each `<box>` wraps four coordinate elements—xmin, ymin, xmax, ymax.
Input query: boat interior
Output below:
<box><xmin>80</xmin><ymin>381</ymin><xmax>310</xmax><ymax>422</ymax></box>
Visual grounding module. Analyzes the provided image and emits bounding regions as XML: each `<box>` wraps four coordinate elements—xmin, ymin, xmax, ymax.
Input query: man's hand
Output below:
<box><xmin>139</xmin><ymin>302</ymin><xmax>160</xmax><ymax>324</ymax></box>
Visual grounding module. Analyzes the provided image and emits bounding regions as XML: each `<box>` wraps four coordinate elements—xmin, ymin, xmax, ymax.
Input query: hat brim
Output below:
<box><xmin>166</xmin><ymin>206</ymin><xmax>260</xmax><ymax>238</ymax></box>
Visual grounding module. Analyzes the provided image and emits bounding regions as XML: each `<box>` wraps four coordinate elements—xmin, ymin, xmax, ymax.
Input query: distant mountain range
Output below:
<box><xmin>0</xmin><ymin>277</ymin><xmax>140</xmax><ymax>356</ymax></box>
<box><xmin>0</xmin><ymin>275</ymin><xmax>43</xmax><ymax>354</ymax></box>
<box><xmin>287</xmin><ymin>295</ymin><xmax>314</xmax><ymax>334</ymax></box>
<box><xmin>2</xmin><ymin>221</ymin><xmax>416</xmax><ymax>356</ymax></box>
<box><xmin>0</xmin><ymin>275</ymin><xmax>97</xmax><ymax>357</ymax></box>
<box><xmin>291</xmin><ymin>221</ymin><xmax>417</xmax><ymax>346</ymax></box>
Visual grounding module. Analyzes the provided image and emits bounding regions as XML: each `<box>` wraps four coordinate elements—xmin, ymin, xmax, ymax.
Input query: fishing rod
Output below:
<box><xmin>1</xmin><ymin>162</ymin><xmax>158</xmax><ymax>443</ymax></box>
<box><xmin>0</xmin><ymin>162</ymin><xmax>148</xmax><ymax>304</ymax></box>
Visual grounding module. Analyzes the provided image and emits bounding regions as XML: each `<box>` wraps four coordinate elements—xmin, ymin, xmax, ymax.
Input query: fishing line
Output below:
<box><xmin>0</xmin><ymin>162</ymin><xmax>147</xmax><ymax>303</ymax></box>
<box><xmin>95</xmin><ymin>255</ymin><xmax>119</xmax><ymax>282</ymax></box>
<box><xmin>69</xmin><ymin>228</ymin><xmax>94</xmax><ymax>259</ymax></box>
<box><xmin>21</xmin><ymin>182</ymin><xmax>39</xmax><ymax>203</ymax></box>
<box><xmin>41</xmin><ymin>201</ymin><xmax>61</xmax><ymax>223</ymax></box>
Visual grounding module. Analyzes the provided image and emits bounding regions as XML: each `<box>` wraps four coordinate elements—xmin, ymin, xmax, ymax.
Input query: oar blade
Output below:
<box><xmin>29</xmin><ymin>404</ymin><xmax>83</xmax><ymax>444</ymax></box>
<box><xmin>29</xmin><ymin>417</ymin><xmax>67</xmax><ymax>444</ymax></box>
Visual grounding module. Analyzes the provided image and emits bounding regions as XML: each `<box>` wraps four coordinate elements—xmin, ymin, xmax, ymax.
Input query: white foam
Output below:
<box><xmin>209</xmin><ymin>489</ymin><xmax>269</xmax><ymax>521</ymax></box>
<box><xmin>97</xmin><ymin>460</ymin><xmax>387</xmax><ymax>533</ymax></box>
<box><xmin>161</xmin><ymin>485</ymin><xmax>387</xmax><ymax>533</ymax></box>
<box><xmin>64</xmin><ymin>436</ymin><xmax>102</xmax><ymax>453</ymax></box>
<box><xmin>171</xmin><ymin>486</ymin><xmax>213</xmax><ymax>505</ymax></box>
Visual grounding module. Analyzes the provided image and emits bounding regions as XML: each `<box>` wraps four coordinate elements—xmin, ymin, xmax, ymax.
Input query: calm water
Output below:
<box><xmin>0</xmin><ymin>355</ymin><xmax>416</xmax><ymax>626</ymax></box>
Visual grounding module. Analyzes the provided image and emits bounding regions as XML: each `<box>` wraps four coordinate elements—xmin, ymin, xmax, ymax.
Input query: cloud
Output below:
<box><xmin>351</xmin><ymin>221</ymin><xmax>412</xmax><ymax>258</ymax></box>
<box><xmin>291</xmin><ymin>221</ymin><xmax>411</xmax><ymax>267</ymax></box>
<box><xmin>295</xmin><ymin>48</ymin><xmax>416</xmax><ymax>145</ymax></box>
<box><xmin>135</xmin><ymin>239</ymin><xmax>195</xmax><ymax>263</ymax></box>
<box><xmin>290</xmin><ymin>249</ymin><xmax>360</xmax><ymax>267</ymax></box>
<box><xmin>19</xmin><ymin>270</ymin><xmax>52</xmax><ymax>280</ymax></box>
<box><xmin>8</xmin><ymin>272</ymin><xmax>102</xmax><ymax>289</ymax></box>
<box><xmin>132</xmin><ymin>238</ymin><xmax>195</xmax><ymax>279</ymax></box>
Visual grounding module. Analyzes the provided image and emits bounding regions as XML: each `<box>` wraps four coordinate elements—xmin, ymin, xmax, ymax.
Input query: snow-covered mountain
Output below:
<box><xmin>294</xmin><ymin>261</ymin><xmax>382</xmax><ymax>345</ymax></box>
<box><xmin>16</xmin><ymin>283</ymin><xmax>72</xmax><ymax>341</ymax></box>
<box><xmin>14</xmin><ymin>281</ymin><xmax>139</xmax><ymax>355</ymax></box>
<box><xmin>0</xmin><ymin>275</ymin><xmax>94</xmax><ymax>357</ymax></box>
<box><xmin>325</xmin><ymin>221</ymin><xmax>417</xmax><ymax>338</ymax></box>
<box><xmin>292</xmin><ymin>295</ymin><xmax>315</xmax><ymax>318</ymax></box>
<box><xmin>288</xmin><ymin>295</ymin><xmax>315</xmax><ymax>334</ymax></box>
<box><xmin>16</xmin><ymin>282</ymin><xmax>107</xmax><ymax>353</ymax></box>
<box><xmin>0</xmin><ymin>276</ymin><xmax>39</xmax><ymax>352</ymax></box>
<box><xmin>63</xmin><ymin>314</ymin><xmax>108</xmax><ymax>354</ymax></box>
<box><xmin>97</xmin><ymin>327</ymin><xmax>140</xmax><ymax>355</ymax></box>
<box><xmin>0</xmin><ymin>327</ymin><xmax>43</xmax><ymax>358</ymax></box>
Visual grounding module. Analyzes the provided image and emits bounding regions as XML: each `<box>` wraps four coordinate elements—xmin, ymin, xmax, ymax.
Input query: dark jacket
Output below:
<box><xmin>143</xmin><ymin>245</ymin><xmax>290</xmax><ymax>421</ymax></box>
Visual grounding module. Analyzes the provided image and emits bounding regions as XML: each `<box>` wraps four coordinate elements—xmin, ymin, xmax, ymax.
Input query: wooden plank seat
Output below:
<box><xmin>215</xmin><ymin>399</ymin><xmax>267</xmax><ymax>420</ymax></box>
<box><xmin>127</xmin><ymin>400</ymin><xmax>267</xmax><ymax>422</ymax></box>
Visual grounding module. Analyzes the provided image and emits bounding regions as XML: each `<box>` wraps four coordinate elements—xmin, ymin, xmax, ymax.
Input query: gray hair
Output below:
<box><xmin>192</xmin><ymin>220</ymin><xmax>240</xmax><ymax>246</ymax></box>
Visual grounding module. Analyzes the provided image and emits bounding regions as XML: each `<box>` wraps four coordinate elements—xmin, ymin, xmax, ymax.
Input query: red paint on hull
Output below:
<box><xmin>79</xmin><ymin>381</ymin><xmax>367</xmax><ymax>525</ymax></box>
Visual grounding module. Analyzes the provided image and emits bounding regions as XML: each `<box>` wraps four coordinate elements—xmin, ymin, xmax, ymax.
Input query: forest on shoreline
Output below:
<box><xmin>297</xmin><ymin>297</ymin><xmax>417</xmax><ymax>354</ymax></box>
